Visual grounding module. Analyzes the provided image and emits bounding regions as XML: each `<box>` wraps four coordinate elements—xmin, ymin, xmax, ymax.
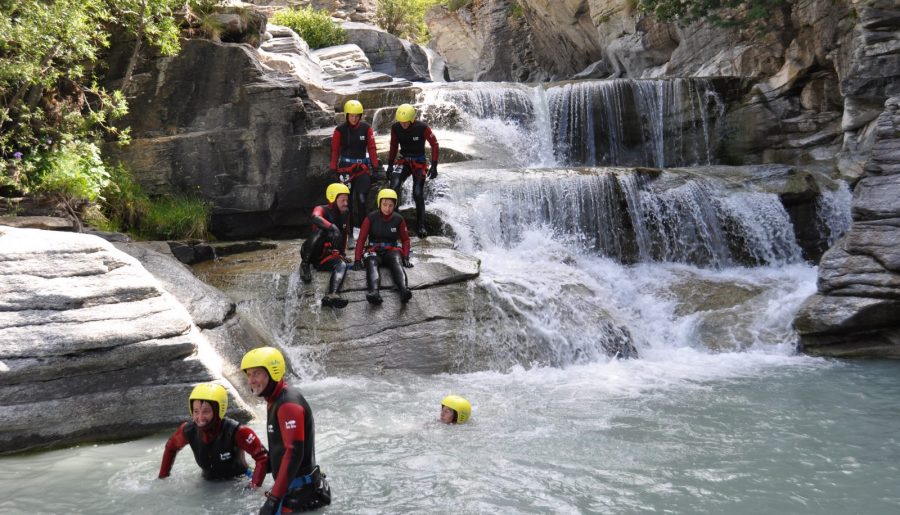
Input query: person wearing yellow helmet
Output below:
<box><xmin>440</xmin><ymin>395</ymin><xmax>472</xmax><ymax>424</ymax></box>
<box><xmin>241</xmin><ymin>347</ymin><xmax>331</xmax><ymax>514</ymax></box>
<box><xmin>387</xmin><ymin>103</ymin><xmax>440</xmax><ymax>239</ymax></box>
<box><xmin>299</xmin><ymin>182</ymin><xmax>352</xmax><ymax>308</ymax></box>
<box><xmin>158</xmin><ymin>383</ymin><xmax>269</xmax><ymax>488</ymax></box>
<box><xmin>351</xmin><ymin>188</ymin><xmax>414</xmax><ymax>304</ymax></box>
<box><xmin>330</xmin><ymin>99</ymin><xmax>385</xmax><ymax>230</ymax></box>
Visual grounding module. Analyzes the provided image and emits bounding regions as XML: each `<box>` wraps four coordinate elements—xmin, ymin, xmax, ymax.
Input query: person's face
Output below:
<box><xmin>440</xmin><ymin>405</ymin><xmax>456</xmax><ymax>424</ymax></box>
<box><xmin>380</xmin><ymin>198</ymin><xmax>395</xmax><ymax>216</ymax></box>
<box><xmin>192</xmin><ymin>400</ymin><xmax>215</xmax><ymax>428</ymax></box>
<box><xmin>335</xmin><ymin>194</ymin><xmax>349</xmax><ymax>213</ymax></box>
<box><xmin>400</xmin><ymin>121</ymin><xmax>411</xmax><ymax>129</ymax></box>
<box><xmin>347</xmin><ymin>113</ymin><xmax>361</xmax><ymax>125</ymax></box>
<box><xmin>245</xmin><ymin>367</ymin><xmax>271</xmax><ymax>396</ymax></box>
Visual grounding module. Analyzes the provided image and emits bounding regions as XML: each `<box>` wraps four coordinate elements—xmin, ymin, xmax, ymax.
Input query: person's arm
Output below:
<box><xmin>310</xmin><ymin>206</ymin><xmax>334</xmax><ymax>231</ymax></box>
<box><xmin>269</xmin><ymin>403</ymin><xmax>307</xmax><ymax>499</ymax></box>
<box><xmin>330</xmin><ymin>128</ymin><xmax>341</xmax><ymax>170</ymax></box>
<box><xmin>366</xmin><ymin>126</ymin><xmax>380</xmax><ymax>169</ymax></box>
<box><xmin>388</xmin><ymin>127</ymin><xmax>398</xmax><ymax>165</ymax></box>
<box><xmin>354</xmin><ymin>216</ymin><xmax>372</xmax><ymax>262</ymax></box>
<box><xmin>158</xmin><ymin>423</ymin><xmax>190</xmax><ymax>478</ymax></box>
<box><xmin>234</xmin><ymin>426</ymin><xmax>269</xmax><ymax>488</ymax></box>
<box><xmin>425</xmin><ymin>126</ymin><xmax>439</xmax><ymax>163</ymax></box>
<box><xmin>398</xmin><ymin>218</ymin><xmax>410</xmax><ymax>258</ymax></box>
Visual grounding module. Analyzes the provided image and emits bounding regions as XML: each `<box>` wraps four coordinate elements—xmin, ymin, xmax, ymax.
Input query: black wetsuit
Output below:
<box><xmin>300</xmin><ymin>203</ymin><xmax>349</xmax><ymax>295</ymax></box>
<box><xmin>388</xmin><ymin>121</ymin><xmax>439</xmax><ymax>233</ymax></box>
<box><xmin>354</xmin><ymin>210</ymin><xmax>412</xmax><ymax>299</ymax></box>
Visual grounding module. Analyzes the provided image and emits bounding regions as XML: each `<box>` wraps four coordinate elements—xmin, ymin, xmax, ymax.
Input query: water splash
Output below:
<box><xmin>815</xmin><ymin>180</ymin><xmax>853</xmax><ymax>247</ymax></box>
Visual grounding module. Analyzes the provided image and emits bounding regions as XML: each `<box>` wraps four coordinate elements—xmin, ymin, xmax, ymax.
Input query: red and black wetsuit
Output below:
<box><xmin>158</xmin><ymin>417</ymin><xmax>268</xmax><ymax>487</ymax></box>
<box><xmin>265</xmin><ymin>380</ymin><xmax>328</xmax><ymax>512</ymax></box>
<box><xmin>388</xmin><ymin>121</ymin><xmax>439</xmax><ymax>232</ymax></box>
<box><xmin>331</xmin><ymin>120</ymin><xmax>380</xmax><ymax>227</ymax></box>
<box><xmin>354</xmin><ymin>210</ymin><xmax>411</xmax><ymax>298</ymax></box>
<box><xmin>300</xmin><ymin>202</ymin><xmax>350</xmax><ymax>294</ymax></box>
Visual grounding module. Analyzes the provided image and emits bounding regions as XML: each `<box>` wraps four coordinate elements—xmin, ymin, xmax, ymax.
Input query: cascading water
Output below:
<box><xmin>5</xmin><ymin>77</ymin><xmax>890</xmax><ymax>515</ymax></box>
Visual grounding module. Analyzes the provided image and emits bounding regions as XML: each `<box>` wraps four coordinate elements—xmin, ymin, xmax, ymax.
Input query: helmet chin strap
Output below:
<box><xmin>259</xmin><ymin>378</ymin><xmax>277</xmax><ymax>398</ymax></box>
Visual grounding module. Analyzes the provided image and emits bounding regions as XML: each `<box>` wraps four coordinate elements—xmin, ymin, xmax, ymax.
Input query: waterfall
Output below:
<box><xmin>439</xmin><ymin>168</ymin><xmax>803</xmax><ymax>268</ymax></box>
<box><xmin>418</xmin><ymin>78</ymin><xmax>725</xmax><ymax>168</ymax></box>
<box><xmin>815</xmin><ymin>180</ymin><xmax>853</xmax><ymax>247</ymax></box>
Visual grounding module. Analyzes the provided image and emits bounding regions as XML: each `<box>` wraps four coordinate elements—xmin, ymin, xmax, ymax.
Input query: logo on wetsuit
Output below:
<box><xmin>219</xmin><ymin>452</ymin><xmax>232</xmax><ymax>461</ymax></box>
<box><xmin>285</xmin><ymin>419</ymin><xmax>297</xmax><ymax>430</ymax></box>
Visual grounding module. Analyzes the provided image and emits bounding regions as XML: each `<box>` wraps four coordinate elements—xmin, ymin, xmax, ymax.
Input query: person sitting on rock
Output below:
<box><xmin>351</xmin><ymin>188</ymin><xmax>413</xmax><ymax>305</ymax></box>
<box><xmin>331</xmin><ymin>99</ymin><xmax>385</xmax><ymax>229</ymax></box>
<box><xmin>158</xmin><ymin>383</ymin><xmax>268</xmax><ymax>488</ymax></box>
<box><xmin>299</xmin><ymin>183</ymin><xmax>352</xmax><ymax>309</ymax></box>
<box><xmin>387</xmin><ymin>103</ymin><xmax>440</xmax><ymax>239</ymax></box>
<box><xmin>440</xmin><ymin>395</ymin><xmax>471</xmax><ymax>425</ymax></box>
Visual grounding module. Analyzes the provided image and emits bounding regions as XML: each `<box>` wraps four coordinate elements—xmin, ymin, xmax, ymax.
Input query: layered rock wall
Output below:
<box><xmin>0</xmin><ymin>227</ymin><xmax>253</xmax><ymax>454</ymax></box>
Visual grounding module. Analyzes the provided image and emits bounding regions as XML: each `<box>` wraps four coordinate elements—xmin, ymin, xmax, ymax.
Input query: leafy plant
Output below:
<box><xmin>376</xmin><ymin>0</ymin><xmax>444</xmax><ymax>44</ymax></box>
<box><xmin>272</xmin><ymin>6</ymin><xmax>347</xmax><ymax>50</ymax></box>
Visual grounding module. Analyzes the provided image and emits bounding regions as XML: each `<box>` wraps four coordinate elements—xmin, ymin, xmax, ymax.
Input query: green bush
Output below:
<box><xmin>272</xmin><ymin>6</ymin><xmax>347</xmax><ymax>49</ymax></box>
<box><xmin>443</xmin><ymin>0</ymin><xmax>472</xmax><ymax>11</ymax></box>
<box><xmin>99</xmin><ymin>165</ymin><xmax>211</xmax><ymax>240</ymax></box>
<box><xmin>27</xmin><ymin>141</ymin><xmax>110</xmax><ymax>204</ymax></box>
<box><xmin>637</xmin><ymin>0</ymin><xmax>788</xmax><ymax>30</ymax></box>
<box><xmin>376</xmin><ymin>0</ymin><xmax>444</xmax><ymax>43</ymax></box>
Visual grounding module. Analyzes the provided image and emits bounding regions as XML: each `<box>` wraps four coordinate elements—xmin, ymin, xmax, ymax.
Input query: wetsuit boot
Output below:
<box><xmin>323</xmin><ymin>261</ymin><xmax>349</xmax><ymax>308</ymax></box>
<box><xmin>413</xmin><ymin>176</ymin><xmax>427</xmax><ymax>239</ymax></box>
<box><xmin>365</xmin><ymin>257</ymin><xmax>383</xmax><ymax>304</ymax></box>
<box><xmin>386</xmin><ymin>252</ymin><xmax>412</xmax><ymax>304</ymax></box>
<box><xmin>300</xmin><ymin>262</ymin><xmax>312</xmax><ymax>283</ymax></box>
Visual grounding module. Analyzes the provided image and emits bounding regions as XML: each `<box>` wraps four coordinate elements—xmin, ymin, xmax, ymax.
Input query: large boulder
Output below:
<box><xmin>796</xmin><ymin>95</ymin><xmax>900</xmax><ymax>357</ymax></box>
<box><xmin>0</xmin><ymin>226</ymin><xmax>253</xmax><ymax>455</ymax></box>
<box><xmin>342</xmin><ymin>22</ymin><xmax>447</xmax><ymax>82</ymax></box>
<box><xmin>105</xmin><ymin>38</ymin><xmax>330</xmax><ymax>240</ymax></box>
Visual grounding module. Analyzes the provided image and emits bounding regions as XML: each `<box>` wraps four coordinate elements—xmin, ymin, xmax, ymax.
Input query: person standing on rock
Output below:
<box><xmin>351</xmin><ymin>188</ymin><xmax>413</xmax><ymax>305</ymax></box>
<box><xmin>158</xmin><ymin>383</ymin><xmax>269</xmax><ymax>488</ymax></box>
<box><xmin>299</xmin><ymin>183</ymin><xmax>352</xmax><ymax>309</ymax></box>
<box><xmin>331</xmin><ymin>99</ymin><xmax>385</xmax><ymax>230</ymax></box>
<box><xmin>386</xmin><ymin>103</ymin><xmax>440</xmax><ymax>238</ymax></box>
<box><xmin>242</xmin><ymin>347</ymin><xmax>331</xmax><ymax>514</ymax></box>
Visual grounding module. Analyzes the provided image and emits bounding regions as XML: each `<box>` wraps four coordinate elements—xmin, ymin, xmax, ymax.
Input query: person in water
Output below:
<box><xmin>299</xmin><ymin>183</ymin><xmax>352</xmax><ymax>309</ymax></box>
<box><xmin>351</xmin><ymin>188</ymin><xmax>413</xmax><ymax>305</ymax></box>
<box><xmin>158</xmin><ymin>383</ymin><xmax>268</xmax><ymax>488</ymax></box>
<box><xmin>330</xmin><ymin>99</ymin><xmax>384</xmax><ymax>229</ymax></box>
<box><xmin>386</xmin><ymin>103</ymin><xmax>440</xmax><ymax>239</ymax></box>
<box><xmin>440</xmin><ymin>395</ymin><xmax>471</xmax><ymax>424</ymax></box>
<box><xmin>241</xmin><ymin>347</ymin><xmax>331</xmax><ymax>514</ymax></box>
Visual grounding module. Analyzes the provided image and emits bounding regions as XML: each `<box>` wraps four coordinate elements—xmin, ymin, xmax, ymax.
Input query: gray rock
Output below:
<box><xmin>342</xmin><ymin>22</ymin><xmax>432</xmax><ymax>82</ymax></box>
<box><xmin>0</xmin><ymin>227</ymin><xmax>252</xmax><ymax>455</ymax></box>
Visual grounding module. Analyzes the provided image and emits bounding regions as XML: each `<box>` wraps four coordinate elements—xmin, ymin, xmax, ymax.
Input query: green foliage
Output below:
<box><xmin>139</xmin><ymin>195</ymin><xmax>210</xmax><ymax>240</ymax></box>
<box><xmin>637</xmin><ymin>0</ymin><xmax>788</xmax><ymax>29</ymax></box>
<box><xmin>99</xmin><ymin>164</ymin><xmax>210</xmax><ymax>240</ymax></box>
<box><xmin>376</xmin><ymin>0</ymin><xmax>443</xmax><ymax>44</ymax></box>
<box><xmin>27</xmin><ymin>141</ymin><xmax>110</xmax><ymax>204</ymax></box>
<box><xmin>509</xmin><ymin>2</ymin><xmax>525</xmax><ymax>20</ymax></box>
<box><xmin>272</xmin><ymin>6</ymin><xmax>347</xmax><ymax>50</ymax></box>
<box><xmin>443</xmin><ymin>0</ymin><xmax>473</xmax><ymax>11</ymax></box>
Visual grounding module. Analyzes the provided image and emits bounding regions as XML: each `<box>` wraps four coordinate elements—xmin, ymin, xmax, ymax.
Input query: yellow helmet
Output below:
<box><xmin>188</xmin><ymin>383</ymin><xmax>228</xmax><ymax>419</ymax></box>
<box><xmin>344</xmin><ymin>99</ymin><xmax>364</xmax><ymax>115</ymax></box>
<box><xmin>241</xmin><ymin>346</ymin><xmax>286</xmax><ymax>382</ymax></box>
<box><xmin>326</xmin><ymin>182</ymin><xmax>350</xmax><ymax>204</ymax></box>
<box><xmin>395</xmin><ymin>104</ymin><xmax>416</xmax><ymax>123</ymax></box>
<box><xmin>376</xmin><ymin>188</ymin><xmax>398</xmax><ymax>207</ymax></box>
<box><xmin>441</xmin><ymin>395</ymin><xmax>471</xmax><ymax>424</ymax></box>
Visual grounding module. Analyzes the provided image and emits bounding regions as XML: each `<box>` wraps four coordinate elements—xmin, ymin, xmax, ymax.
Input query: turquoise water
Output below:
<box><xmin>2</xmin><ymin>357</ymin><xmax>898</xmax><ymax>514</ymax></box>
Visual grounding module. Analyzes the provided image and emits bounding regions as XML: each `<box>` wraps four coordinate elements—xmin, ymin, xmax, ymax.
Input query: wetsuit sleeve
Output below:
<box><xmin>366</xmin><ymin>126</ymin><xmax>380</xmax><ymax>169</ymax></box>
<box><xmin>158</xmin><ymin>422</ymin><xmax>190</xmax><ymax>478</ymax></box>
<box><xmin>330</xmin><ymin>128</ymin><xmax>341</xmax><ymax>170</ymax></box>
<box><xmin>269</xmin><ymin>403</ymin><xmax>307</xmax><ymax>499</ymax></box>
<box><xmin>399</xmin><ymin>218</ymin><xmax>410</xmax><ymax>258</ymax></box>
<box><xmin>388</xmin><ymin>126</ymin><xmax>398</xmax><ymax>164</ymax></box>
<box><xmin>234</xmin><ymin>425</ymin><xmax>269</xmax><ymax>488</ymax></box>
<box><xmin>354</xmin><ymin>216</ymin><xmax>372</xmax><ymax>262</ymax></box>
<box><xmin>425</xmin><ymin>126</ymin><xmax>439</xmax><ymax>163</ymax></box>
<box><xmin>310</xmin><ymin>205</ymin><xmax>333</xmax><ymax>231</ymax></box>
